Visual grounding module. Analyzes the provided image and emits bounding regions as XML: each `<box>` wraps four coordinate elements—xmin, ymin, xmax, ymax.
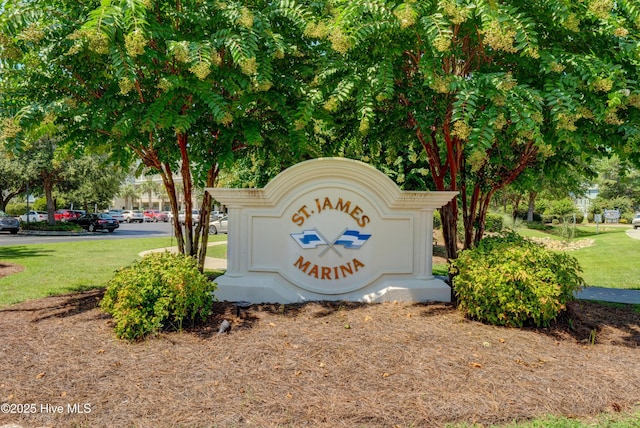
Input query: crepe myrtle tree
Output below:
<box><xmin>0</xmin><ymin>0</ymin><xmax>316</xmax><ymax>269</ymax></box>
<box><xmin>305</xmin><ymin>0</ymin><xmax>640</xmax><ymax>259</ymax></box>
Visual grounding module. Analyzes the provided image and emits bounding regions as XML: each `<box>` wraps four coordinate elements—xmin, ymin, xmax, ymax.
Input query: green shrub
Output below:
<box><xmin>100</xmin><ymin>252</ymin><xmax>217</xmax><ymax>341</ymax></box>
<box><xmin>5</xmin><ymin>203</ymin><xmax>26</xmax><ymax>216</ymax></box>
<box><xmin>433</xmin><ymin>210</ymin><xmax>442</xmax><ymax>230</ymax></box>
<box><xmin>526</xmin><ymin>221</ymin><xmax>552</xmax><ymax>231</ymax></box>
<box><xmin>485</xmin><ymin>213</ymin><xmax>504</xmax><ymax>233</ymax></box>
<box><xmin>21</xmin><ymin>221</ymin><xmax>82</xmax><ymax>231</ymax></box>
<box><xmin>450</xmin><ymin>232</ymin><xmax>584</xmax><ymax>327</ymax></box>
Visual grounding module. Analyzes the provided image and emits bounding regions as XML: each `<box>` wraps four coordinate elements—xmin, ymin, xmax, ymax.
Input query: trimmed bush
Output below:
<box><xmin>21</xmin><ymin>221</ymin><xmax>82</xmax><ymax>231</ymax></box>
<box><xmin>100</xmin><ymin>252</ymin><xmax>217</xmax><ymax>341</ymax></box>
<box><xmin>5</xmin><ymin>203</ymin><xmax>26</xmax><ymax>216</ymax></box>
<box><xmin>450</xmin><ymin>232</ymin><xmax>584</xmax><ymax>327</ymax></box>
<box><xmin>485</xmin><ymin>213</ymin><xmax>504</xmax><ymax>233</ymax></box>
<box><xmin>433</xmin><ymin>210</ymin><xmax>442</xmax><ymax>230</ymax></box>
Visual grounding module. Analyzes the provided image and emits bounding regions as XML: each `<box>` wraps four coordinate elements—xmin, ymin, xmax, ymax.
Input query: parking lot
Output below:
<box><xmin>0</xmin><ymin>220</ymin><xmax>175</xmax><ymax>246</ymax></box>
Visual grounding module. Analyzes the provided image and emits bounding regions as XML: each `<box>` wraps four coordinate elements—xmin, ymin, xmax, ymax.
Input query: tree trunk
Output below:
<box><xmin>439</xmin><ymin>201</ymin><xmax>459</xmax><ymax>260</ymax></box>
<box><xmin>196</xmin><ymin>164</ymin><xmax>219</xmax><ymax>271</ymax></box>
<box><xmin>178</xmin><ymin>133</ymin><xmax>195</xmax><ymax>257</ymax></box>
<box><xmin>0</xmin><ymin>188</ymin><xmax>22</xmax><ymax>212</ymax></box>
<box><xmin>43</xmin><ymin>176</ymin><xmax>56</xmax><ymax>226</ymax></box>
<box><xmin>159</xmin><ymin>166</ymin><xmax>185</xmax><ymax>254</ymax></box>
<box><xmin>527</xmin><ymin>192</ymin><xmax>537</xmax><ymax>222</ymax></box>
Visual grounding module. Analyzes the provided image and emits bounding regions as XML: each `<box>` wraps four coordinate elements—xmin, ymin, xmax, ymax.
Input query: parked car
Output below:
<box><xmin>0</xmin><ymin>210</ymin><xmax>20</xmax><ymax>234</ymax></box>
<box><xmin>144</xmin><ymin>209</ymin><xmax>168</xmax><ymax>222</ymax></box>
<box><xmin>107</xmin><ymin>209</ymin><xmax>125</xmax><ymax>222</ymax></box>
<box><xmin>212</xmin><ymin>210</ymin><xmax>225</xmax><ymax>219</ymax></box>
<box><xmin>162</xmin><ymin>211</ymin><xmax>173</xmax><ymax>222</ymax></box>
<box><xmin>633</xmin><ymin>213</ymin><xmax>640</xmax><ymax>229</ymax></box>
<box><xmin>54</xmin><ymin>209</ymin><xmax>82</xmax><ymax>222</ymax></box>
<box><xmin>208</xmin><ymin>216</ymin><xmax>228</xmax><ymax>235</ymax></box>
<box><xmin>122</xmin><ymin>210</ymin><xmax>145</xmax><ymax>223</ymax></box>
<box><xmin>72</xmin><ymin>213</ymin><xmax>119</xmax><ymax>233</ymax></box>
<box><xmin>19</xmin><ymin>210</ymin><xmax>41</xmax><ymax>223</ymax></box>
<box><xmin>178</xmin><ymin>209</ymin><xmax>200</xmax><ymax>225</ymax></box>
<box><xmin>37</xmin><ymin>211</ymin><xmax>49</xmax><ymax>221</ymax></box>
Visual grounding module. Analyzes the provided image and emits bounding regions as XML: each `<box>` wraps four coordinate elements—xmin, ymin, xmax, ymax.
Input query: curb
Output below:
<box><xmin>17</xmin><ymin>230</ymin><xmax>90</xmax><ymax>236</ymax></box>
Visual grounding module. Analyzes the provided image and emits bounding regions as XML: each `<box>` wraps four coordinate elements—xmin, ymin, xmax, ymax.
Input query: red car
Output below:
<box><xmin>143</xmin><ymin>210</ymin><xmax>168</xmax><ymax>222</ymax></box>
<box><xmin>54</xmin><ymin>209</ymin><xmax>82</xmax><ymax>222</ymax></box>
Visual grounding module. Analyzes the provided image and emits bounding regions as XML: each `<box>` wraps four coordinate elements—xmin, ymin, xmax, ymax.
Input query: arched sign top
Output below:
<box><xmin>206</xmin><ymin>157</ymin><xmax>457</xmax><ymax>304</ymax></box>
<box><xmin>210</xmin><ymin>157</ymin><xmax>458</xmax><ymax>210</ymax></box>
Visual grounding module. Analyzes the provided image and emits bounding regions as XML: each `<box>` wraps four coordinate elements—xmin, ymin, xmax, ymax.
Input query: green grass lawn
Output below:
<box><xmin>0</xmin><ymin>235</ymin><xmax>227</xmax><ymax>307</ymax></box>
<box><xmin>435</xmin><ymin>224</ymin><xmax>640</xmax><ymax>289</ymax></box>
<box><xmin>519</xmin><ymin>224</ymin><xmax>640</xmax><ymax>290</ymax></box>
<box><xmin>2</xmin><ymin>224</ymin><xmax>637</xmax><ymax>308</ymax></box>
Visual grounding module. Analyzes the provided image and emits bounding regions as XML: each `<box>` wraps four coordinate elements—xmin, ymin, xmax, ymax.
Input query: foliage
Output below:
<box><xmin>3</xmin><ymin>203</ymin><xmax>26</xmax><ymax>216</ymax></box>
<box><xmin>20</xmin><ymin>221</ymin><xmax>82</xmax><ymax>231</ymax></box>
<box><xmin>311</xmin><ymin>0</ymin><xmax>640</xmax><ymax>260</ymax></box>
<box><xmin>100</xmin><ymin>252</ymin><xmax>217</xmax><ymax>341</ymax></box>
<box><xmin>61</xmin><ymin>155</ymin><xmax>126</xmax><ymax>211</ymax></box>
<box><xmin>0</xmin><ymin>147</ymin><xmax>32</xmax><ymax>211</ymax></box>
<box><xmin>544</xmin><ymin>198</ymin><xmax>577</xmax><ymax>217</ymax></box>
<box><xmin>0</xmin><ymin>0</ymin><xmax>317</xmax><ymax>269</ymax></box>
<box><xmin>433</xmin><ymin>210</ymin><xmax>442</xmax><ymax>230</ymax></box>
<box><xmin>484</xmin><ymin>213</ymin><xmax>504</xmax><ymax>233</ymax></box>
<box><xmin>450</xmin><ymin>232</ymin><xmax>584</xmax><ymax>327</ymax></box>
<box><xmin>593</xmin><ymin>155</ymin><xmax>640</xmax><ymax>205</ymax></box>
<box><xmin>117</xmin><ymin>179</ymin><xmax>142</xmax><ymax>210</ymax></box>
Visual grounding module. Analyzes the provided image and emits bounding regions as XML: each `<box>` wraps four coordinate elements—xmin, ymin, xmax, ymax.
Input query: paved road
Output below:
<box><xmin>626</xmin><ymin>228</ymin><xmax>640</xmax><ymax>240</ymax></box>
<box><xmin>0</xmin><ymin>221</ymin><xmax>174</xmax><ymax>246</ymax></box>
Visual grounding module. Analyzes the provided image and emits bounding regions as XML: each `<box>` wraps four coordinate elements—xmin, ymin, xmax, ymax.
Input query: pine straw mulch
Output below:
<box><xmin>0</xmin><ymin>262</ymin><xmax>24</xmax><ymax>279</ymax></box>
<box><xmin>0</xmin><ymin>289</ymin><xmax>639</xmax><ymax>428</ymax></box>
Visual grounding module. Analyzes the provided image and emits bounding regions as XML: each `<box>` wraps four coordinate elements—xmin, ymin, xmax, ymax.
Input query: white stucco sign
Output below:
<box><xmin>206</xmin><ymin>158</ymin><xmax>457</xmax><ymax>303</ymax></box>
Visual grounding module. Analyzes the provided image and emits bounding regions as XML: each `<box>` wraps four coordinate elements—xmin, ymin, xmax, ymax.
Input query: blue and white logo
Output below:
<box><xmin>290</xmin><ymin>230</ymin><xmax>327</xmax><ymax>249</ymax></box>
<box><xmin>333</xmin><ymin>230</ymin><xmax>371</xmax><ymax>249</ymax></box>
<box><xmin>291</xmin><ymin>228</ymin><xmax>371</xmax><ymax>257</ymax></box>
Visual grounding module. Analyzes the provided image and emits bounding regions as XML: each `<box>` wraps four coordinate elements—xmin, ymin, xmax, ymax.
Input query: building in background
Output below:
<box><xmin>573</xmin><ymin>186</ymin><xmax>599</xmax><ymax>216</ymax></box>
<box><xmin>111</xmin><ymin>174</ymin><xmax>223</xmax><ymax>213</ymax></box>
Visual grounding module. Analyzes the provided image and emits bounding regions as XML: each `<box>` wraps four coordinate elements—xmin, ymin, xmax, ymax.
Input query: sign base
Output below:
<box><xmin>212</xmin><ymin>274</ymin><xmax>451</xmax><ymax>304</ymax></box>
<box><xmin>206</xmin><ymin>158</ymin><xmax>457</xmax><ymax>305</ymax></box>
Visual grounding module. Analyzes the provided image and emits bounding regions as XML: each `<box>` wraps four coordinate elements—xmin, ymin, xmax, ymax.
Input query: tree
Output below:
<box><xmin>117</xmin><ymin>182</ymin><xmax>140</xmax><ymax>210</ymax></box>
<box><xmin>0</xmin><ymin>147</ymin><xmax>32</xmax><ymax>211</ymax></box>
<box><xmin>308</xmin><ymin>0</ymin><xmax>640</xmax><ymax>259</ymax></box>
<box><xmin>61</xmin><ymin>154</ymin><xmax>126</xmax><ymax>212</ymax></box>
<box><xmin>138</xmin><ymin>178</ymin><xmax>161</xmax><ymax>210</ymax></box>
<box><xmin>593</xmin><ymin>155</ymin><xmax>640</xmax><ymax>205</ymax></box>
<box><xmin>0</xmin><ymin>0</ymin><xmax>315</xmax><ymax>269</ymax></box>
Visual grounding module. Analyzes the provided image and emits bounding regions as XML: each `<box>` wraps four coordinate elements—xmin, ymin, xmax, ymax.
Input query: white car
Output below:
<box><xmin>208</xmin><ymin>216</ymin><xmax>228</xmax><ymax>234</ymax></box>
<box><xmin>122</xmin><ymin>210</ymin><xmax>145</xmax><ymax>223</ymax></box>
<box><xmin>19</xmin><ymin>210</ymin><xmax>41</xmax><ymax>223</ymax></box>
<box><xmin>633</xmin><ymin>213</ymin><xmax>640</xmax><ymax>229</ymax></box>
<box><xmin>178</xmin><ymin>209</ymin><xmax>200</xmax><ymax>225</ymax></box>
<box><xmin>107</xmin><ymin>209</ymin><xmax>125</xmax><ymax>223</ymax></box>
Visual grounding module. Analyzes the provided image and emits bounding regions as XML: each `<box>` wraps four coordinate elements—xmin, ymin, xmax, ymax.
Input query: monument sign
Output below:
<box><xmin>206</xmin><ymin>158</ymin><xmax>457</xmax><ymax>303</ymax></box>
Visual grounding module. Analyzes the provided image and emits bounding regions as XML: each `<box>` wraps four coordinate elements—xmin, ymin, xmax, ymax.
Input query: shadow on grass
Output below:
<box><xmin>0</xmin><ymin>245</ymin><xmax>53</xmax><ymax>260</ymax></box>
<box><xmin>0</xmin><ymin>288</ymin><xmax>105</xmax><ymax>322</ymax></box>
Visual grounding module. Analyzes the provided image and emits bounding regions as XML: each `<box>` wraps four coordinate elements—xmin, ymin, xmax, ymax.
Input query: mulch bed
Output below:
<box><xmin>0</xmin><ymin>263</ymin><xmax>24</xmax><ymax>279</ymax></box>
<box><xmin>0</xmin><ymin>287</ymin><xmax>639</xmax><ymax>428</ymax></box>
